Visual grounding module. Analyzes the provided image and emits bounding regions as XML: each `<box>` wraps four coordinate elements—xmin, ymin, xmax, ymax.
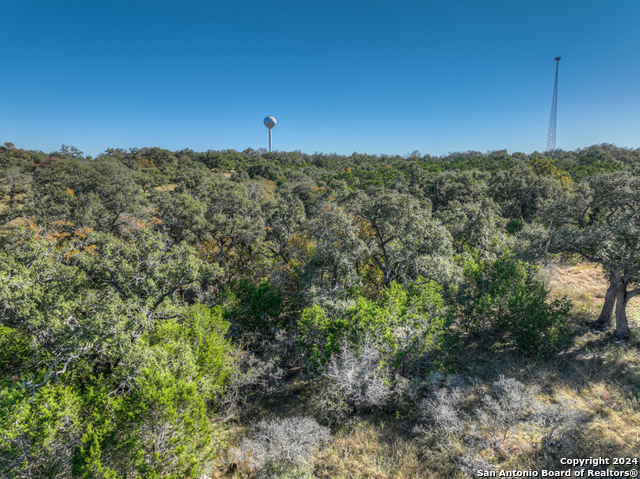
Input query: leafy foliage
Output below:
<box><xmin>1</xmin><ymin>141</ymin><xmax>637</xmax><ymax>477</ymax></box>
<box><xmin>458</xmin><ymin>251</ymin><xmax>571</xmax><ymax>356</ymax></box>
<box><xmin>298</xmin><ymin>280</ymin><xmax>448</xmax><ymax>368</ymax></box>
<box><xmin>231</xmin><ymin>279</ymin><xmax>285</xmax><ymax>330</ymax></box>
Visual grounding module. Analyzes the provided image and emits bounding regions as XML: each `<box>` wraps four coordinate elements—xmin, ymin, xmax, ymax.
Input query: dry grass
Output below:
<box><xmin>153</xmin><ymin>182</ymin><xmax>178</xmax><ymax>192</ymax></box>
<box><xmin>216</xmin><ymin>416</ymin><xmax>461</xmax><ymax>479</ymax></box>
<box><xmin>211</xmin><ymin>168</ymin><xmax>235</xmax><ymax>178</ymax></box>
<box><xmin>214</xmin><ymin>352</ymin><xmax>639</xmax><ymax>478</ymax></box>
<box><xmin>545</xmin><ymin>262</ymin><xmax>608</xmax><ymax>318</ymax></box>
<box><xmin>0</xmin><ymin>195</ymin><xmax>29</xmax><ymax>231</ymax></box>
<box><xmin>212</xmin><ymin>263</ymin><xmax>640</xmax><ymax>478</ymax></box>
<box><xmin>545</xmin><ymin>262</ymin><xmax>640</xmax><ymax>323</ymax></box>
<box><xmin>216</xmin><ymin>374</ymin><xmax>640</xmax><ymax>478</ymax></box>
<box><xmin>6</xmin><ymin>217</ymin><xmax>28</xmax><ymax>227</ymax></box>
<box><xmin>314</xmin><ymin>421</ymin><xmax>453</xmax><ymax>479</ymax></box>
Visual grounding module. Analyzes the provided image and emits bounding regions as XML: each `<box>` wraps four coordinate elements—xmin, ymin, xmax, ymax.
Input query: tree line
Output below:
<box><xmin>0</xmin><ymin>141</ymin><xmax>638</xmax><ymax>477</ymax></box>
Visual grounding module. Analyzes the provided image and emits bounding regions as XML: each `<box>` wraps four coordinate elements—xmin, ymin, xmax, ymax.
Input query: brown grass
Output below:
<box><xmin>211</xmin><ymin>168</ymin><xmax>235</xmax><ymax>178</ymax></box>
<box><xmin>314</xmin><ymin>421</ymin><xmax>448</xmax><ymax>479</ymax></box>
<box><xmin>545</xmin><ymin>262</ymin><xmax>640</xmax><ymax>323</ymax></box>
<box><xmin>0</xmin><ymin>195</ymin><xmax>29</xmax><ymax>231</ymax></box>
<box><xmin>153</xmin><ymin>183</ymin><xmax>178</xmax><ymax>192</ymax></box>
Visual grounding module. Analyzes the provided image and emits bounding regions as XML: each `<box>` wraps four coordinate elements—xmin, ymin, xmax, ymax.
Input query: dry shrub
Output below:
<box><xmin>322</xmin><ymin>336</ymin><xmax>392</xmax><ymax>410</ymax></box>
<box><xmin>312</xmin><ymin>333</ymin><xmax>419</xmax><ymax>424</ymax></box>
<box><xmin>419</xmin><ymin>387</ymin><xmax>466</xmax><ymax>437</ymax></box>
<box><xmin>230</xmin><ymin>416</ymin><xmax>331</xmax><ymax>475</ymax></box>
<box><xmin>417</xmin><ymin>376</ymin><xmax>582</xmax><ymax>473</ymax></box>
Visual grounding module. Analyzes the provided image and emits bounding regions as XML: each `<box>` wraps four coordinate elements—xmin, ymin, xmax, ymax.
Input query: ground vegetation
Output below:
<box><xmin>0</xmin><ymin>141</ymin><xmax>639</xmax><ymax>478</ymax></box>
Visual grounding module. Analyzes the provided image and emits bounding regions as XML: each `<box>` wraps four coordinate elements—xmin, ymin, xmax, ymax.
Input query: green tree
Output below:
<box><xmin>349</xmin><ymin>188</ymin><xmax>455</xmax><ymax>288</ymax></box>
<box><xmin>134</xmin><ymin>168</ymin><xmax>169</xmax><ymax>193</ymax></box>
<box><xmin>200</xmin><ymin>182</ymin><xmax>265</xmax><ymax>284</ymax></box>
<box><xmin>457</xmin><ymin>251</ymin><xmax>570</xmax><ymax>356</ymax></box>
<box><xmin>549</xmin><ymin>172</ymin><xmax>640</xmax><ymax>339</ymax></box>
<box><xmin>304</xmin><ymin>200</ymin><xmax>365</xmax><ymax>291</ymax></box>
<box><xmin>0</xmin><ymin>226</ymin><xmax>220</xmax><ymax>397</ymax></box>
<box><xmin>150</xmin><ymin>191</ymin><xmax>207</xmax><ymax>246</ymax></box>
<box><xmin>0</xmin><ymin>225</ymin><xmax>230</xmax><ymax>477</ymax></box>
<box><xmin>26</xmin><ymin>159</ymin><xmax>145</xmax><ymax>232</ymax></box>
<box><xmin>263</xmin><ymin>191</ymin><xmax>307</xmax><ymax>264</ymax></box>
<box><xmin>414</xmin><ymin>170</ymin><xmax>491</xmax><ymax>211</ymax></box>
<box><xmin>438</xmin><ymin>197</ymin><xmax>510</xmax><ymax>257</ymax></box>
<box><xmin>0</xmin><ymin>167</ymin><xmax>32</xmax><ymax>210</ymax></box>
<box><xmin>490</xmin><ymin>162</ymin><xmax>568</xmax><ymax>223</ymax></box>
<box><xmin>0</xmin><ymin>142</ymin><xmax>32</xmax><ymax>164</ymax></box>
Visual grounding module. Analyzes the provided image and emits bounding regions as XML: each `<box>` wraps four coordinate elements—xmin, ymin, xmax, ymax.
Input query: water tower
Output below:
<box><xmin>264</xmin><ymin>116</ymin><xmax>276</xmax><ymax>152</ymax></box>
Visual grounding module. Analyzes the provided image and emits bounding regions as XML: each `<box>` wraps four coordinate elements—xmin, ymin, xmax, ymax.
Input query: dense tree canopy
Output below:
<box><xmin>1</xmin><ymin>140</ymin><xmax>639</xmax><ymax>477</ymax></box>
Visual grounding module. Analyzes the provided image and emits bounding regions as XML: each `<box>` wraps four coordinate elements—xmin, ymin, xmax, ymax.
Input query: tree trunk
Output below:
<box><xmin>594</xmin><ymin>282</ymin><xmax>616</xmax><ymax>328</ymax></box>
<box><xmin>614</xmin><ymin>282</ymin><xmax>631</xmax><ymax>340</ymax></box>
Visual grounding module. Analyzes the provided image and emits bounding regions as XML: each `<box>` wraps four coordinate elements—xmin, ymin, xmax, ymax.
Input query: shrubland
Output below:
<box><xmin>0</xmin><ymin>141</ymin><xmax>639</xmax><ymax>478</ymax></box>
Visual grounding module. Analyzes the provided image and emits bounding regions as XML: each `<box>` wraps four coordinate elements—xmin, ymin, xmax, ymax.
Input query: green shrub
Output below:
<box><xmin>298</xmin><ymin>280</ymin><xmax>449</xmax><ymax>369</ymax></box>
<box><xmin>73</xmin><ymin>369</ymin><xmax>215</xmax><ymax>479</ymax></box>
<box><xmin>0</xmin><ymin>325</ymin><xmax>35</xmax><ymax>381</ymax></box>
<box><xmin>146</xmin><ymin>303</ymin><xmax>234</xmax><ymax>398</ymax></box>
<box><xmin>458</xmin><ymin>251</ymin><xmax>570</xmax><ymax>356</ymax></box>
<box><xmin>1</xmin><ymin>380</ymin><xmax>84</xmax><ymax>478</ymax></box>
<box><xmin>232</xmin><ymin>279</ymin><xmax>285</xmax><ymax>330</ymax></box>
<box><xmin>0</xmin><ymin>304</ymin><xmax>234</xmax><ymax>479</ymax></box>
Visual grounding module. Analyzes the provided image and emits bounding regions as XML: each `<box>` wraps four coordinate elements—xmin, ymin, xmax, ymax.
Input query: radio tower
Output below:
<box><xmin>546</xmin><ymin>56</ymin><xmax>561</xmax><ymax>151</ymax></box>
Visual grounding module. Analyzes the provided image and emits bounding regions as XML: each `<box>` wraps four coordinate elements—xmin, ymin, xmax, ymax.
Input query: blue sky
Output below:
<box><xmin>2</xmin><ymin>0</ymin><xmax>639</xmax><ymax>157</ymax></box>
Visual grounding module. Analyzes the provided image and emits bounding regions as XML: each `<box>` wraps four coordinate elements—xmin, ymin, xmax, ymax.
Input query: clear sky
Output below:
<box><xmin>2</xmin><ymin>0</ymin><xmax>639</xmax><ymax>157</ymax></box>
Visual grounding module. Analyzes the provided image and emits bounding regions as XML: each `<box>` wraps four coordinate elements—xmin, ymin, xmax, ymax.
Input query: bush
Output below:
<box><xmin>77</xmin><ymin>304</ymin><xmax>233</xmax><ymax>478</ymax></box>
<box><xmin>230</xmin><ymin>417</ymin><xmax>331</xmax><ymax>474</ymax></box>
<box><xmin>0</xmin><ymin>325</ymin><xmax>35</xmax><ymax>381</ymax></box>
<box><xmin>419</xmin><ymin>387</ymin><xmax>466</xmax><ymax>437</ymax></box>
<box><xmin>146</xmin><ymin>304</ymin><xmax>234</xmax><ymax>397</ymax></box>
<box><xmin>316</xmin><ymin>335</ymin><xmax>393</xmax><ymax>419</ymax></box>
<box><xmin>232</xmin><ymin>279</ymin><xmax>285</xmax><ymax>331</ymax></box>
<box><xmin>1</xmin><ymin>304</ymin><xmax>235</xmax><ymax>479</ymax></box>
<box><xmin>73</xmin><ymin>369</ymin><xmax>217</xmax><ymax>479</ymax></box>
<box><xmin>472</xmin><ymin>376</ymin><xmax>541</xmax><ymax>455</ymax></box>
<box><xmin>298</xmin><ymin>280</ymin><xmax>448</xmax><ymax>370</ymax></box>
<box><xmin>0</xmin><ymin>381</ymin><xmax>84</xmax><ymax>478</ymax></box>
<box><xmin>417</xmin><ymin>376</ymin><xmax>582</xmax><ymax>466</ymax></box>
<box><xmin>458</xmin><ymin>251</ymin><xmax>571</xmax><ymax>356</ymax></box>
<box><xmin>220</xmin><ymin>341</ymin><xmax>288</xmax><ymax>420</ymax></box>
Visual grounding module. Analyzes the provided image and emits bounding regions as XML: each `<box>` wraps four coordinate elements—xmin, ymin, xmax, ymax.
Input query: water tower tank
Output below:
<box><xmin>264</xmin><ymin>116</ymin><xmax>277</xmax><ymax>129</ymax></box>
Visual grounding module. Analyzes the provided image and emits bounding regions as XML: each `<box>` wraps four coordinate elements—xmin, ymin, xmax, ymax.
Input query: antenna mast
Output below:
<box><xmin>546</xmin><ymin>56</ymin><xmax>561</xmax><ymax>151</ymax></box>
